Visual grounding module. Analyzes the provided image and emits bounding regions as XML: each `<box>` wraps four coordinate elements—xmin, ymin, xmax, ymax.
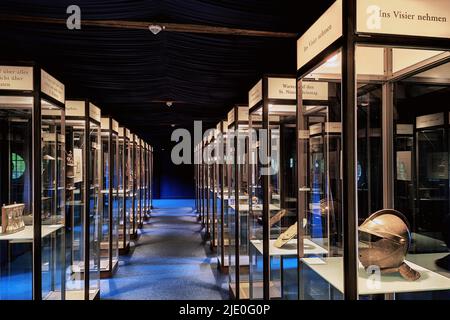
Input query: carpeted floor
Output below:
<box><xmin>100</xmin><ymin>199</ymin><xmax>229</xmax><ymax>300</ymax></box>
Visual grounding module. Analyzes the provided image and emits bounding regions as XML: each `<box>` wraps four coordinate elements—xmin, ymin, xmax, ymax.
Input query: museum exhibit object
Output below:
<box><xmin>227</xmin><ymin>105</ymin><xmax>250</xmax><ymax>299</ymax></box>
<box><xmin>0</xmin><ymin>64</ymin><xmax>66</xmax><ymax>300</ymax></box>
<box><xmin>100</xmin><ymin>116</ymin><xmax>119</xmax><ymax>277</ymax></box>
<box><xmin>359</xmin><ymin>209</ymin><xmax>420</xmax><ymax>281</ymax></box>
<box><xmin>216</xmin><ymin>120</ymin><xmax>230</xmax><ymax>273</ymax></box>
<box><xmin>296</xmin><ymin>0</ymin><xmax>450</xmax><ymax>300</ymax></box>
<box><xmin>64</xmin><ymin>99</ymin><xmax>102</xmax><ymax>300</ymax></box>
<box><xmin>118</xmin><ymin>127</ymin><xmax>131</xmax><ymax>254</ymax></box>
<box><xmin>247</xmin><ymin>76</ymin><xmax>299</xmax><ymax>300</ymax></box>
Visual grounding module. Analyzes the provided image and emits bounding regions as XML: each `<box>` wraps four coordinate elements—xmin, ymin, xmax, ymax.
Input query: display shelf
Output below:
<box><xmin>251</xmin><ymin>238</ymin><xmax>328</xmax><ymax>257</ymax></box>
<box><xmin>301</xmin><ymin>256</ymin><xmax>450</xmax><ymax>295</ymax></box>
<box><xmin>229</xmin><ymin>204</ymin><xmax>280</xmax><ymax>212</ymax></box>
<box><xmin>0</xmin><ymin>225</ymin><xmax>64</xmax><ymax>242</ymax></box>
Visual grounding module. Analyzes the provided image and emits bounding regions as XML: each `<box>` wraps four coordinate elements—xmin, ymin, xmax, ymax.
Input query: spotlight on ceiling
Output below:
<box><xmin>149</xmin><ymin>24</ymin><xmax>164</xmax><ymax>35</ymax></box>
<box><xmin>171</xmin><ymin>124</ymin><xmax>176</xmax><ymax>127</ymax></box>
<box><xmin>166</xmin><ymin>101</ymin><xmax>173</xmax><ymax>107</ymax></box>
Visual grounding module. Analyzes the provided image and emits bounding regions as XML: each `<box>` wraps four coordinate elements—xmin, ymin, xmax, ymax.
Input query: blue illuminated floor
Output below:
<box><xmin>100</xmin><ymin>199</ymin><xmax>229</xmax><ymax>300</ymax></box>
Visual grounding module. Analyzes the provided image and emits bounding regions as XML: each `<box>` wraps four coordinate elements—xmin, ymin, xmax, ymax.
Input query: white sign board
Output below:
<box><xmin>357</xmin><ymin>0</ymin><xmax>450</xmax><ymax>39</ymax></box>
<box><xmin>267</xmin><ymin>78</ymin><xmax>296</xmax><ymax>100</ymax></box>
<box><xmin>89</xmin><ymin>103</ymin><xmax>101</xmax><ymax>122</ymax></box>
<box><xmin>297</xmin><ymin>0</ymin><xmax>343</xmax><ymax>71</ymax></box>
<box><xmin>0</xmin><ymin>66</ymin><xmax>33</xmax><ymax>91</ymax></box>
<box><xmin>249</xmin><ymin>80</ymin><xmax>263</xmax><ymax>108</ymax></box>
<box><xmin>112</xmin><ymin>119</ymin><xmax>119</xmax><ymax>132</ymax></box>
<box><xmin>396</xmin><ymin>124</ymin><xmax>414</xmax><ymax>135</ymax></box>
<box><xmin>302</xmin><ymin>81</ymin><xmax>329</xmax><ymax>100</ymax></box>
<box><xmin>416</xmin><ymin>113</ymin><xmax>444</xmax><ymax>129</ymax></box>
<box><xmin>41</xmin><ymin>69</ymin><xmax>65</xmax><ymax>103</ymax></box>
<box><xmin>66</xmin><ymin>100</ymin><xmax>86</xmax><ymax>117</ymax></box>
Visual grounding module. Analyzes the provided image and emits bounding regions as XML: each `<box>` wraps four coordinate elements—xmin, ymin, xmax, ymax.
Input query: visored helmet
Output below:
<box><xmin>359</xmin><ymin>209</ymin><xmax>420</xmax><ymax>281</ymax></box>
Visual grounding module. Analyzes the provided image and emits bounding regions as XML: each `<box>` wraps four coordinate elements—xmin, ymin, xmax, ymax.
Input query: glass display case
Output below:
<box><xmin>130</xmin><ymin>134</ymin><xmax>139</xmax><ymax>239</ymax></box>
<box><xmin>100</xmin><ymin>116</ymin><xmax>119</xmax><ymax>277</ymax></box>
<box><xmin>64</xmin><ymin>99</ymin><xmax>101</xmax><ymax>300</ymax></box>
<box><xmin>149</xmin><ymin>144</ymin><xmax>153</xmax><ymax>213</ymax></box>
<box><xmin>216</xmin><ymin>120</ymin><xmax>230</xmax><ymax>273</ymax></box>
<box><xmin>206</xmin><ymin>131</ymin><xmax>215</xmax><ymax>242</ymax></box>
<box><xmin>247</xmin><ymin>76</ymin><xmax>298</xmax><ymax>300</ymax></box>
<box><xmin>118</xmin><ymin>127</ymin><xmax>131</xmax><ymax>254</ymax></box>
<box><xmin>227</xmin><ymin>105</ymin><xmax>250</xmax><ymax>299</ymax></box>
<box><xmin>143</xmin><ymin>142</ymin><xmax>150</xmax><ymax>221</ymax></box>
<box><xmin>201</xmin><ymin>137</ymin><xmax>208</xmax><ymax>227</ymax></box>
<box><xmin>139</xmin><ymin>139</ymin><xmax>145</xmax><ymax>225</ymax></box>
<box><xmin>296</xmin><ymin>0</ymin><xmax>450</xmax><ymax>300</ymax></box>
<box><xmin>0</xmin><ymin>64</ymin><xmax>65</xmax><ymax>300</ymax></box>
<box><xmin>195</xmin><ymin>144</ymin><xmax>200</xmax><ymax>216</ymax></box>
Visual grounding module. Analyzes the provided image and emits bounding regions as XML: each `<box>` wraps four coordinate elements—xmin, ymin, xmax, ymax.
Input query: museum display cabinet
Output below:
<box><xmin>99</xmin><ymin>116</ymin><xmax>119</xmax><ymax>277</ymax></box>
<box><xmin>0</xmin><ymin>63</ymin><xmax>66</xmax><ymax>300</ymax></box>
<box><xmin>139</xmin><ymin>139</ymin><xmax>146</xmax><ymax>225</ymax></box>
<box><xmin>118</xmin><ymin>127</ymin><xmax>131</xmax><ymax>255</ymax></box>
<box><xmin>201</xmin><ymin>136</ymin><xmax>208</xmax><ymax>227</ymax></box>
<box><xmin>227</xmin><ymin>105</ymin><xmax>250</xmax><ymax>299</ymax></box>
<box><xmin>194</xmin><ymin>144</ymin><xmax>200</xmax><ymax>216</ymax></box>
<box><xmin>295</xmin><ymin>0</ymin><xmax>450</xmax><ymax>300</ymax></box>
<box><xmin>143</xmin><ymin>142</ymin><xmax>151</xmax><ymax>221</ymax></box>
<box><xmin>247</xmin><ymin>76</ymin><xmax>299</xmax><ymax>300</ymax></box>
<box><xmin>149</xmin><ymin>144</ymin><xmax>153</xmax><ymax>212</ymax></box>
<box><xmin>64</xmin><ymin>99</ymin><xmax>101</xmax><ymax>300</ymax></box>
<box><xmin>130</xmin><ymin>134</ymin><xmax>139</xmax><ymax>239</ymax></box>
<box><xmin>216</xmin><ymin>120</ymin><xmax>230</xmax><ymax>272</ymax></box>
<box><xmin>207</xmin><ymin>131</ymin><xmax>216</xmax><ymax>242</ymax></box>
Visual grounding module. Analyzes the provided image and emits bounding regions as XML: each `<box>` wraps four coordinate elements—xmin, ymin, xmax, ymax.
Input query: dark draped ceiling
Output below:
<box><xmin>0</xmin><ymin>0</ymin><xmax>333</xmax><ymax>148</ymax></box>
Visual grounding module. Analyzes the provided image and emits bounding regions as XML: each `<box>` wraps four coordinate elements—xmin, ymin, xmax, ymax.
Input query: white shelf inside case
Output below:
<box><xmin>301</xmin><ymin>256</ymin><xmax>450</xmax><ymax>295</ymax></box>
<box><xmin>251</xmin><ymin>238</ymin><xmax>328</xmax><ymax>257</ymax></box>
<box><xmin>0</xmin><ymin>224</ymin><xmax>64</xmax><ymax>242</ymax></box>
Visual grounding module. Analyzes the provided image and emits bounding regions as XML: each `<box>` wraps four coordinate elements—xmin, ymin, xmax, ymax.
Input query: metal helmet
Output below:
<box><xmin>359</xmin><ymin>209</ymin><xmax>420</xmax><ymax>281</ymax></box>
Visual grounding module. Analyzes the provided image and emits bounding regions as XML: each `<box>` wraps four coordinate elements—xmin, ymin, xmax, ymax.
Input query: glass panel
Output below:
<box><xmin>0</xmin><ymin>96</ymin><xmax>33</xmax><ymax>300</ymax></box>
<box><xmin>228</xmin><ymin>123</ymin><xmax>237</xmax><ymax>297</ymax></box>
<box><xmin>118</xmin><ymin>136</ymin><xmax>128</xmax><ymax>250</ymax></box>
<box><xmin>298</xmin><ymin>50</ymin><xmax>344</xmax><ymax>300</ymax></box>
<box><xmin>269</xmin><ymin>106</ymin><xmax>298</xmax><ymax>300</ymax></box>
<box><xmin>111</xmin><ymin>132</ymin><xmax>119</xmax><ymax>267</ymax></box>
<box><xmin>100</xmin><ymin>130</ymin><xmax>110</xmax><ymax>272</ymax></box>
<box><xmin>88</xmin><ymin>121</ymin><xmax>100</xmax><ymax>299</ymax></box>
<box><xmin>126</xmin><ymin>138</ymin><xmax>133</xmax><ymax>239</ymax></box>
<box><xmin>249</xmin><ymin>109</ymin><xmax>263</xmax><ymax>299</ymax></box>
<box><xmin>356</xmin><ymin>46</ymin><xmax>450</xmax><ymax>299</ymax></box>
<box><xmin>41</xmin><ymin>100</ymin><xmax>65</xmax><ymax>299</ymax></box>
<box><xmin>65</xmin><ymin>119</ymin><xmax>86</xmax><ymax>300</ymax></box>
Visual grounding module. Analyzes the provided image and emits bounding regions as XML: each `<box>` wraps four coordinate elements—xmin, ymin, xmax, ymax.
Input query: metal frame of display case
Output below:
<box><xmin>100</xmin><ymin>116</ymin><xmax>119</xmax><ymax>278</ymax></box>
<box><xmin>216</xmin><ymin>120</ymin><xmax>229</xmax><ymax>273</ymax></box>
<box><xmin>65</xmin><ymin>99</ymin><xmax>102</xmax><ymax>300</ymax></box>
<box><xmin>118</xmin><ymin>127</ymin><xmax>131</xmax><ymax>255</ymax></box>
<box><xmin>227</xmin><ymin>104</ymin><xmax>250</xmax><ymax>299</ymax></box>
<box><xmin>247</xmin><ymin>75</ymin><xmax>297</xmax><ymax>300</ymax></box>
<box><xmin>295</xmin><ymin>0</ymin><xmax>450</xmax><ymax>300</ymax></box>
<box><xmin>0</xmin><ymin>62</ymin><xmax>66</xmax><ymax>300</ymax></box>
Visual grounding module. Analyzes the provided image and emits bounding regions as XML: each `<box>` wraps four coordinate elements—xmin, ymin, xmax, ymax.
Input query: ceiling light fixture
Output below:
<box><xmin>166</xmin><ymin>101</ymin><xmax>173</xmax><ymax>107</ymax></box>
<box><xmin>149</xmin><ymin>24</ymin><xmax>164</xmax><ymax>35</ymax></box>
